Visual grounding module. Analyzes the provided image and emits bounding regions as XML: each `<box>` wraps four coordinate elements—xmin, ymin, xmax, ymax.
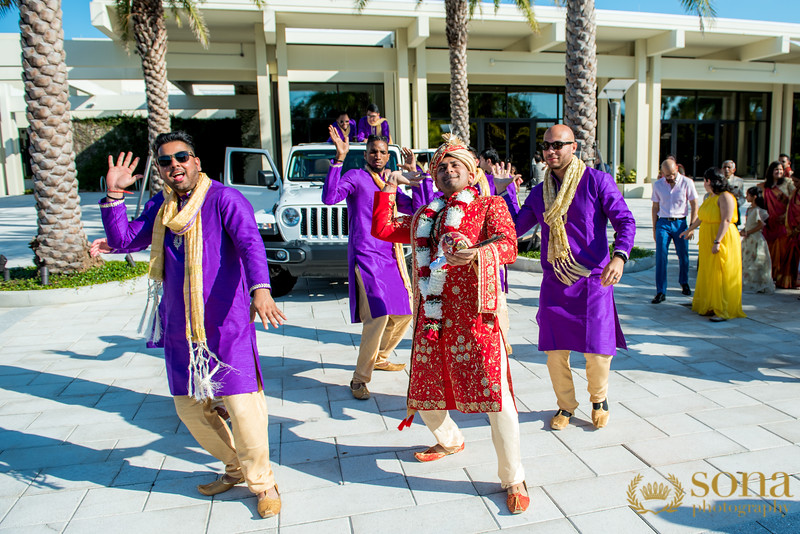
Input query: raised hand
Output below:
<box><xmin>401</xmin><ymin>147</ymin><xmax>417</xmax><ymax>172</ymax></box>
<box><xmin>106</xmin><ymin>152</ymin><xmax>142</xmax><ymax>192</ymax></box>
<box><xmin>491</xmin><ymin>161</ymin><xmax>515</xmax><ymax>194</ymax></box>
<box><xmin>328</xmin><ymin>125</ymin><xmax>349</xmax><ymax>160</ymax></box>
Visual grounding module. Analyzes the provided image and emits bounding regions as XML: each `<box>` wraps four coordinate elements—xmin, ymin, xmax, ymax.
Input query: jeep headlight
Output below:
<box><xmin>281</xmin><ymin>207</ymin><xmax>300</xmax><ymax>227</ymax></box>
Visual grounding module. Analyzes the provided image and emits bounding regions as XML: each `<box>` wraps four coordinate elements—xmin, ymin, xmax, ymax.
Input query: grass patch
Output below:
<box><xmin>0</xmin><ymin>260</ymin><xmax>148</xmax><ymax>291</ymax></box>
<box><xmin>518</xmin><ymin>246</ymin><xmax>653</xmax><ymax>261</ymax></box>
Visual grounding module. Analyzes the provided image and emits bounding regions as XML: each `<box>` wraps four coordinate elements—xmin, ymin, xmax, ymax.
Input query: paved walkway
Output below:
<box><xmin>0</xmin><ymin>189</ymin><xmax>799</xmax><ymax>533</ymax></box>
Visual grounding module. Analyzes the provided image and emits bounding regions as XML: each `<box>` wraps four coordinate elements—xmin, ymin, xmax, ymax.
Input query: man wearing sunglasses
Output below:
<box><xmin>98</xmin><ymin>131</ymin><xmax>285</xmax><ymax>519</ymax></box>
<box><xmin>512</xmin><ymin>124</ymin><xmax>636</xmax><ymax>431</ymax></box>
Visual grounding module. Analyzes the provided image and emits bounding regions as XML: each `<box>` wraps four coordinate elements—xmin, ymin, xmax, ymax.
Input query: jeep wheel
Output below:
<box><xmin>268</xmin><ymin>266</ymin><xmax>298</xmax><ymax>298</ymax></box>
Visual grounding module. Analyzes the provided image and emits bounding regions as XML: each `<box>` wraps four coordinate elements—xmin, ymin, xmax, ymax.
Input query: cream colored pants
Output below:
<box><xmin>545</xmin><ymin>350</ymin><xmax>613</xmax><ymax>413</ymax></box>
<box><xmin>419</xmin><ymin>342</ymin><xmax>524</xmax><ymax>488</ymax></box>
<box><xmin>173</xmin><ymin>388</ymin><xmax>275</xmax><ymax>494</ymax></box>
<box><xmin>353</xmin><ymin>266</ymin><xmax>412</xmax><ymax>384</ymax></box>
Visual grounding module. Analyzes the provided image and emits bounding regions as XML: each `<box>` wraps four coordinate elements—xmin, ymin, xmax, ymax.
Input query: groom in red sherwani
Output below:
<box><xmin>371</xmin><ymin>136</ymin><xmax>529</xmax><ymax>515</ymax></box>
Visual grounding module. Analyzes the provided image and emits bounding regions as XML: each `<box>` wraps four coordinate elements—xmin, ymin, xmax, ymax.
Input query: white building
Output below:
<box><xmin>1</xmin><ymin>0</ymin><xmax>798</xmax><ymax>196</ymax></box>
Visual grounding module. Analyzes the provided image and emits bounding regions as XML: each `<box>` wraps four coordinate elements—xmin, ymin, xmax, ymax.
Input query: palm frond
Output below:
<box><xmin>114</xmin><ymin>0</ymin><xmax>133</xmax><ymax>47</ymax></box>
<box><xmin>0</xmin><ymin>0</ymin><xmax>18</xmax><ymax>17</ymax></box>
<box><xmin>354</xmin><ymin>0</ymin><xmax>369</xmax><ymax>13</ymax></box>
<box><xmin>167</xmin><ymin>0</ymin><xmax>210</xmax><ymax>47</ymax></box>
<box><xmin>508</xmin><ymin>0</ymin><xmax>538</xmax><ymax>32</ymax></box>
<box><xmin>679</xmin><ymin>0</ymin><xmax>716</xmax><ymax>31</ymax></box>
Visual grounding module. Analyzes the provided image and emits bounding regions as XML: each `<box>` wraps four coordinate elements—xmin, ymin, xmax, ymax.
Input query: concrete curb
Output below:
<box><xmin>0</xmin><ymin>275</ymin><xmax>148</xmax><ymax>308</ymax></box>
<box><xmin>509</xmin><ymin>254</ymin><xmax>655</xmax><ymax>274</ymax></box>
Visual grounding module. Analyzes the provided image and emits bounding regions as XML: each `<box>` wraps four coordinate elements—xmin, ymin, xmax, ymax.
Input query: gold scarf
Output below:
<box><xmin>365</xmin><ymin>166</ymin><xmax>412</xmax><ymax>299</ymax></box>
<box><xmin>543</xmin><ymin>157</ymin><xmax>591</xmax><ymax>285</ymax></box>
<box><xmin>146</xmin><ymin>172</ymin><xmax>228</xmax><ymax>400</ymax></box>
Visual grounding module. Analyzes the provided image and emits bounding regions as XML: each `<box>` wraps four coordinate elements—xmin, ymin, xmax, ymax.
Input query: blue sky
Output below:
<box><xmin>0</xmin><ymin>1</ymin><xmax>797</xmax><ymax>38</ymax></box>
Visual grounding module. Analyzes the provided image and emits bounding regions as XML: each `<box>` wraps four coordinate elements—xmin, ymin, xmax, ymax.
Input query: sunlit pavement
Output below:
<box><xmin>0</xmin><ymin>188</ymin><xmax>798</xmax><ymax>533</ymax></box>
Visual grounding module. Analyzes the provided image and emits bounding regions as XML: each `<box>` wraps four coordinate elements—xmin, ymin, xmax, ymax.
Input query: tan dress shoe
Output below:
<box><xmin>374</xmin><ymin>361</ymin><xmax>406</xmax><ymax>372</ymax></box>
<box><xmin>350</xmin><ymin>380</ymin><xmax>370</xmax><ymax>400</ymax></box>
<box><xmin>197</xmin><ymin>474</ymin><xmax>245</xmax><ymax>496</ymax></box>
<box><xmin>257</xmin><ymin>485</ymin><xmax>281</xmax><ymax>518</ymax></box>
<box><xmin>591</xmin><ymin>399</ymin><xmax>609</xmax><ymax>428</ymax></box>
<box><xmin>550</xmin><ymin>409</ymin><xmax>572</xmax><ymax>430</ymax></box>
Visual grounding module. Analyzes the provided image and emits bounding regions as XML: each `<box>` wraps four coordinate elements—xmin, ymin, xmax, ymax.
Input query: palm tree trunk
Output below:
<box><xmin>19</xmin><ymin>0</ymin><xmax>94</xmax><ymax>273</ymax></box>
<box><xmin>564</xmin><ymin>0</ymin><xmax>597</xmax><ymax>163</ymax></box>
<box><xmin>131</xmin><ymin>0</ymin><xmax>170</xmax><ymax>193</ymax></box>
<box><xmin>445</xmin><ymin>0</ymin><xmax>470</xmax><ymax>145</ymax></box>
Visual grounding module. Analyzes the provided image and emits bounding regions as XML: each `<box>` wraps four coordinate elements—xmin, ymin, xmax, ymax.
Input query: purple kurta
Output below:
<box><xmin>322</xmin><ymin>165</ymin><xmax>413</xmax><ymax>322</ymax></box>
<box><xmin>356</xmin><ymin>117</ymin><xmax>391</xmax><ymax>142</ymax></box>
<box><xmin>99</xmin><ymin>181</ymin><xmax>271</xmax><ymax>396</ymax></box>
<box><xmin>327</xmin><ymin>119</ymin><xmax>357</xmax><ymax>143</ymax></box>
<box><xmin>514</xmin><ymin>167</ymin><xmax>636</xmax><ymax>355</ymax></box>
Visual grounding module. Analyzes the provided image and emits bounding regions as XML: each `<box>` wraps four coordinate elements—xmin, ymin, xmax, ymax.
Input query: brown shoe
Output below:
<box><xmin>591</xmin><ymin>399</ymin><xmax>610</xmax><ymax>428</ymax></box>
<box><xmin>374</xmin><ymin>361</ymin><xmax>406</xmax><ymax>372</ymax></box>
<box><xmin>257</xmin><ymin>485</ymin><xmax>281</xmax><ymax>518</ymax></box>
<box><xmin>350</xmin><ymin>380</ymin><xmax>370</xmax><ymax>400</ymax></box>
<box><xmin>550</xmin><ymin>409</ymin><xmax>572</xmax><ymax>430</ymax></box>
<box><xmin>197</xmin><ymin>474</ymin><xmax>244</xmax><ymax>496</ymax></box>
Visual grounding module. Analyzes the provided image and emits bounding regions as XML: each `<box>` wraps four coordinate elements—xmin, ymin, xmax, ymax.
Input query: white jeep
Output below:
<box><xmin>224</xmin><ymin>143</ymin><xmax>403</xmax><ymax>297</ymax></box>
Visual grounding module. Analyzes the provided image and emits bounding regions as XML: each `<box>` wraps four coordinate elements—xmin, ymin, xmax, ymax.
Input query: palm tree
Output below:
<box><xmin>562</xmin><ymin>0</ymin><xmax>715</xmax><ymax>163</ymax></box>
<box><xmin>1</xmin><ymin>0</ymin><xmax>95</xmax><ymax>273</ymax></box>
<box><xmin>113</xmin><ymin>1</ymin><xmax>208</xmax><ymax>192</ymax></box>
<box><xmin>357</xmin><ymin>0</ymin><xmax>536</xmax><ymax>146</ymax></box>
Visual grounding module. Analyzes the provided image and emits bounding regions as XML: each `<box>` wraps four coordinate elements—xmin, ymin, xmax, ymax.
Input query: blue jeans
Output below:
<box><xmin>655</xmin><ymin>218</ymin><xmax>689</xmax><ymax>295</ymax></box>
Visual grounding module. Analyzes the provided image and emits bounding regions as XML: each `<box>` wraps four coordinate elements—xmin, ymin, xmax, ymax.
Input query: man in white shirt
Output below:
<box><xmin>651</xmin><ymin>159</ymin><xmax>698</xmax><ymax>303</ymax></box>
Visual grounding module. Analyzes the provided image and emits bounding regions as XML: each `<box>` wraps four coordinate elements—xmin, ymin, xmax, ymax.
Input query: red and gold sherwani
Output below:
<box><xmin>371</xmin><ymin>187</ymin><xmax>518</xmax><ymax>413</ymax></box>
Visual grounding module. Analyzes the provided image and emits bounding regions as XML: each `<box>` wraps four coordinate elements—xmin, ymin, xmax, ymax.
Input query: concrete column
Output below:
<box><xmin>254</xmin><ymin>25</ymin><xmax>275</xmax><ymax>157</ymax></box>
<box><xmin>0</xmin><ymin>84</ymin><xmax>24</xmax><ymax>196</ymax></box>
<box><xmin>383</xmin><ymin>71</ymin><xmax>396</xmax><ymax>143</ymax></box>
<box><xmin>623</xmin><ymin>39</ymin><xmax>649</xmax><ymax>195</ymax></box>
<box><xmin>647</xmin><ymin>55</ymin><xmax>662</xmax><ymax>182</ymax></box>
<box><xmin>596</xmin><ymin>76</ymin><xmax>609</xmax><ymax>164</ymax></box>
<box><xmin>769</xmin><ymin>84</ymin><xmax>783</xmax><ymax>160</ymax></box>
<box><xmin>781</xmin><ymin>84</ymin><xmax>793</xmax><ymax>155</ymax></box>
<box><xmin>412</xmin><ymin>46</ymin><xmax>429</xmax><ymax>149</ymax></box>
<box><xmin>393</xmin><ymin>31</ymin><xmax>411</xmax><ymax>147</ymax></box>
<box><xmin>276</xmin><ymin>23</ymin><xmax>292</xmax><ymax>173</ymax></box>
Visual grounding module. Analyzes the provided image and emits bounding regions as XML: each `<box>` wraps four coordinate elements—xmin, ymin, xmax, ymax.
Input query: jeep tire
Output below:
<box><xmin>268</xmin><ymin>265</ymin><xmax>298</xmax><ymax>298</ymax></box>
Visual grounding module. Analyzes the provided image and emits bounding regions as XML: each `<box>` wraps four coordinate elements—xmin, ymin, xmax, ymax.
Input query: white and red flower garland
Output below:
<box><xmin>415</xmin><ymin>186</ymin><xmax>478</xmax><ymax>340</ymax></box>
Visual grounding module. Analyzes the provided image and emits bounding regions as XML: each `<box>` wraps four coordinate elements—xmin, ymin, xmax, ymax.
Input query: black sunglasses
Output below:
<box><xmin>539</xmin><ymin>141</ymin><xmax>575</xmax><ymax>151</ymax></box>
<box><xmin>157</xmin><ymin>151</ymin><xmax>194</xmax><ymax>167</ymax></box>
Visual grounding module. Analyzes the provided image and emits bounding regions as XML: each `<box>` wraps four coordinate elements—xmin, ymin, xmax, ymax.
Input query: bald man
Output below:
<box><xmin>512</xmin><ymin>124</ymin><xmax>636</xmax><ymax>430</ymax></box>
<box><xmin>651</xmin><ymin>159</ymin><xmax>698</xmax><ymax>303</ymax></box>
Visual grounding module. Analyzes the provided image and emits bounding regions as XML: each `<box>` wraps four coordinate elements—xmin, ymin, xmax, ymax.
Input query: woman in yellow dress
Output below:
<box><xmin>680</xmin><ymin>168</ymin><xmax>746</xmax><ymax>322</ymax></box>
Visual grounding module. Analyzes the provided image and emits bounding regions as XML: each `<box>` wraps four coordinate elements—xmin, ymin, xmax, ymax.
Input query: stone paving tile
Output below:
<box><xmin>575</xmin><ymin>445</ymin><xmax>649</xmax><ymax>476</ymax></box>
<box><xmin>143</xmin><ymin>473</ymin><xmax>209</xmax><ymax>511</ymax></box>
<box><xmin>490</xmin><ymin>517</ymin><xmax>579</xmax><ymax>533</ymax></box>
<box><xmin>62</xmin><ymin>503</ymin><xmax>211</xmax><ymax>534</ymax></box>
<box><xmin>71</xmin><ymin>483</ymin><xmax>150</xmax><ymax>519</ymax></box>
<box><xmin>690</xmin><ymin>404</ymin><xmax>793</xmax><ymax>430</ymax></box>
<box><xmin>645</xmin><ymin>413</ymin><xmax>712</xmax><ymax>437</ymax></box>
<box><xmin>349</xmin><ymin>495</ymin><xmax>498</xmax><ymax>534</ymax></box>
<box><xmin>626</xmin><ymin>432</ymin><xmax>745</xmax><ymax>467</ymax></box>
<box><xmin>0</xmin><ymin>488</ymin><xmax>86</xmax><ymax>528</ymax></box>
<box><xmin>279</xmin><ymin>475</ymin><xmax>414</xmax><ymax>527</ymax></box>
<box><xmin>569</xmin><ymin>506</ymin><xmax>656</xmax><ymax>533</ymax></box>
<box><xmin>545</xmin><ymin>468</ymin><xmax>662</xmax><ymax>517</ymax></box>
<box><xmin>279</xmin><ymin>517</ymin><xmax>349</xmax><ymax>534</ymax></box>
<box><xmin>621</xmin><ymin>393</ymin><xmax>722</xmax><ymax>419</ymax></box>
<box><xmin>762</xmin><ymin>421</ymin><xmax>800</xmax><ymax>445</ymax></box>
<box><xmin>717</xmin><ymin>426</ymin><xmax>794</xmax><ymax>451</ymax></box>
<box><xmin>25</xmin><ymin>460</ymin><xmax>123</xmax><ymax>495</ymax></box>
<box><xmin>706</xmin><ymin>445</ymin><xmax>800</xmax><ymax>478</ymax></box>
<box><xmin>339</xmin><ymin>451</ymin><xmax>403</xmax><ymax>483</ymax></box>
<box><xmin>404</xmin><ymin>467</ymin><xmax>478</xmax><ymax>505</ymax></box>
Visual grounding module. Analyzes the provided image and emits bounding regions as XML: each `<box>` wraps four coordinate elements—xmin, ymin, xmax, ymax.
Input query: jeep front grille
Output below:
<box><xmin>300</xmin><ymin>206</ymin><xmax>348</xmax><ymax>240</ymax></box>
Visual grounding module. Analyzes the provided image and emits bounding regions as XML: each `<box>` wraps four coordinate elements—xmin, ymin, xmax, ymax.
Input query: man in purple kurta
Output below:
<box><xmin>324</xmin><ymin>127</ymin><xmax>413</xmax><ymax>400</ymax></box>
<box><xmin>513</xmin><ymin>125</ymin><xmax>635</xmax><ymax>431</ymax></box>
<box><xmin>327</xmin><ymin>111</ymin><xmax>357</xmax><ymax>143</ymax></box>
<box><xmin>99</xmin><ymin>131</ymin><xmax>284</xmax><ymax>519</ymax></box>
<box><xmin>357</xmin><ymin>103</ymin><xmax>392</xmax><ymax>143</ymax></box>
